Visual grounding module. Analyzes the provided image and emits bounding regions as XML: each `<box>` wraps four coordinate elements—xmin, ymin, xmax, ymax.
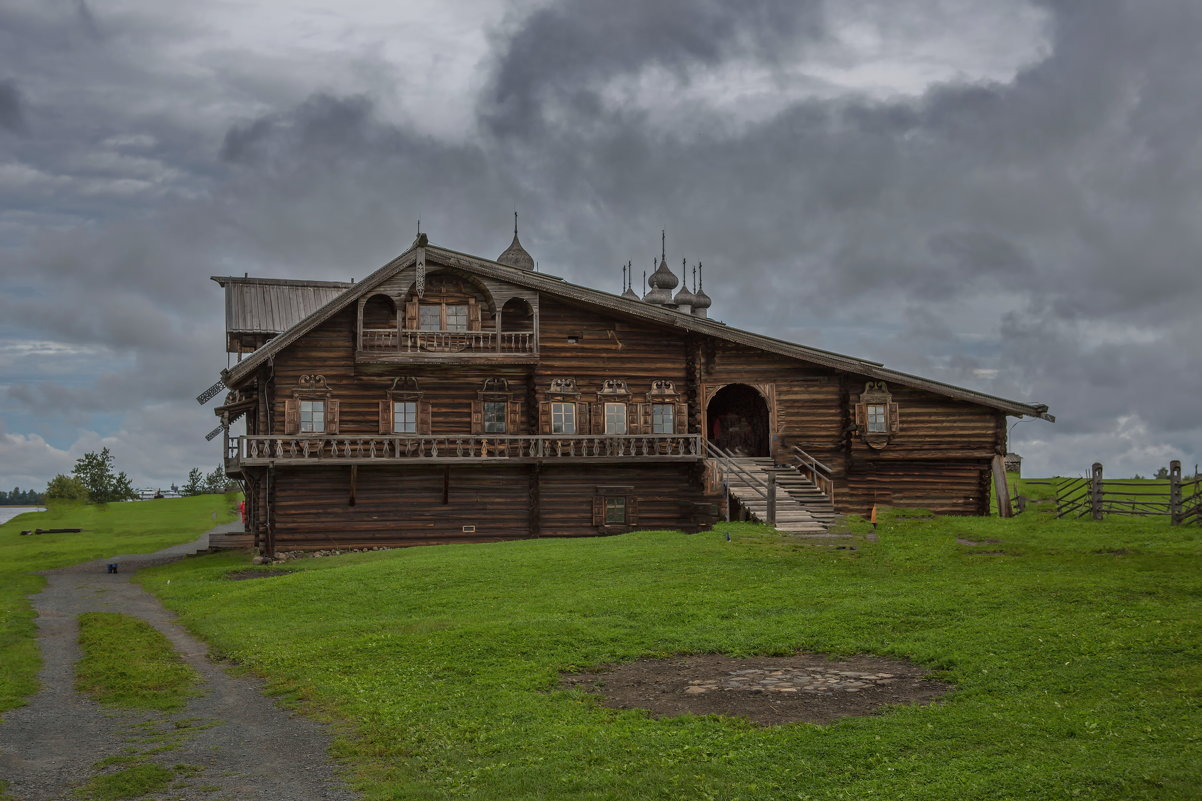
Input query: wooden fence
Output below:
<box><xmin>1019</xmin><ymin>460</ymin><xmax>1200</xmax><ymax>524</ymax></box>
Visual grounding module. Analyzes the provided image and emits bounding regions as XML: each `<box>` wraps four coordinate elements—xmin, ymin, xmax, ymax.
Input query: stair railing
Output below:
<box><xmin>705</xmin><ymin>441</ymin><xmax>776</xmax><ymax>526</ymax></box>
<box><xmin>790</xmin><ymin>445</ymin><xmax>835</xmax><ymax>503</ymax></box>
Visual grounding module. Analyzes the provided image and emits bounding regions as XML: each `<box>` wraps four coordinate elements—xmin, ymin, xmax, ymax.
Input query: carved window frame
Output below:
<box><xmin>284</xmin><ymin>375</ymin><xmax>337</xmax><ymax>436</ymax></box>
<box><xmin>541</xmin><ymin>378</ymin><xmax>588</xmax><ymax>434</ymax></box>
<box><xmin>380</xmin><ymin>377</ymin><xmax>431</xmax><ymax>435</ymax></box>
<box><xmin>472</xmin><ymin>378</ymin><xmax>523</xmax><ymax>435</ymax></box>
<box><xmin>854</xmin><ymin>381</ymin><xmax>899</xmax><ymax>449</ymax></box>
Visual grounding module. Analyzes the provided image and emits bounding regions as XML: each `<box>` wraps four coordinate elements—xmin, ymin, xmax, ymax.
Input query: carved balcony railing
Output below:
<box><xmin>360</xmin><ymin>329</ymin><xmax>536</xmax><ymax>355</ymax></box>
<box><xmin>227</xmin><ymin>433</ymin><xmax>702</xmax><ymax>467</ymax></box>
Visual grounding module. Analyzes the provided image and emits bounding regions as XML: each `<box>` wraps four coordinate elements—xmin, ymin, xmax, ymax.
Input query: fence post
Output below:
<box><xmin>1090</xmin><ymin>462</ymin><xmax>1104</xmax><ymax>521</ymax></box>
<box><xmin>1170</xmin><ymin>460</ymin><xmax>1183</xmax><ymax>525</ymax></box>
<box><xmin>766</xmin><ymin>471</ymin><xmax>777</xmax><ymax>527</ymax></box>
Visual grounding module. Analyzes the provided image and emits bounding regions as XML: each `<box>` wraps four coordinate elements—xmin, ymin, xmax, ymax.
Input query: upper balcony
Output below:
<box><xmin>358</xmin><ymin>328</ymin><xmax>537</xmax><ymax>364</ymax></box>
<box><xmin>355</xmin><ymin>274</ymin><xmax>538</xmax><ymax>365</ymax></box>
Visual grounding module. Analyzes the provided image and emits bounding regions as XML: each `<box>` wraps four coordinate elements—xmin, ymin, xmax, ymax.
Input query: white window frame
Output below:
<box><xmin>393</xmin><ymin>401</ymin><xmax>418</xmax><ymax>434</ymax></box>
<box><xmin>604</xmin><ymin>402</ymin><xmax>627</xmax><ymax>435</ymax></box>
<box><xmin>652</xmin><ymin>403</ymin><xmax>675</xmax><ymax>434</ymax></box>
<box><xmin>551</xmin><ymin>402</ymin><xmax>576</xmax><ymax>434</ymax></box>
<box><xmin>444</xmin><ymin>304</ymin><xmax>469</xmax><ymax>331</ymax></box>
<box><xmin>299</xmin><ymin>399</ymin><xmax>325</xmax><ymax>433</ymax></box>
<box><xmin>866</xmin><ymin>403</ymin><xmax>888</xmax><ymax>434</ymax></box>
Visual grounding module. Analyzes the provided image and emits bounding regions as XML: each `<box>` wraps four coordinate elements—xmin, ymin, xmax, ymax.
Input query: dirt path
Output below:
<box><xmin>0</xmin><ymin>534</ymin><xmax>358</xmax><ymax>801</ymax></box>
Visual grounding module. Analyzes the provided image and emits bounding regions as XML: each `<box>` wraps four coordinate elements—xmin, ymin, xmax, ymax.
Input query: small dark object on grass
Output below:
<box><xmin>725</xmin><ymin>532</ymin><xmax>731</xmax><ymax>542</ymax></box>
<box><xmin>107</xmin><ymin>563</ymin><xmax>118</xmax><ymax>574</ymax></box>
<box><xmin>33</xmin><ymin>528</ymin><xmax>83</xmax><ymax>535</ymax></box>
<box><xmin>19</xmin><ymin>530</ymin><xmax>31</xmax><ymax>536</ymax></box>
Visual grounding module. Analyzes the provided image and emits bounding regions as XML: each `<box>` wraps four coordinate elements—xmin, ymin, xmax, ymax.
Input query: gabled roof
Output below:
<box><xmin>218</xmin><ymin>238</ymin><xmax>1054</xmax><ymax>421</ymax></box>
<box><xmin>212</xmin><ymin>276</ymin><xmax>353</xmax><ymax>334</ymax></box>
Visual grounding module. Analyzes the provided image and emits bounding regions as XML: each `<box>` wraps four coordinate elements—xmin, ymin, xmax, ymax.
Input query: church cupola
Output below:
<box><xmin>672</xmin><ymin>260</ymin><xmax>698</xmax><ymax>313</ymax></box>
<box><xmin>643</xmin><ymin>230</ymin><xmax>678</xmax><ymax>305</ymax></box>
<box><xmin>620</xmin><ymin>261</ymin><xmax>640</xmax><ymax>301</ymax></box>
<box><xmin>497</xmin><ymin>212</ymin><xmax>535</xmax><ymax>271</ymax></box>
<box><xmin>690</xmin><ymin>263</ymin><xmax>712</xmax><ymax>318</ymax></box>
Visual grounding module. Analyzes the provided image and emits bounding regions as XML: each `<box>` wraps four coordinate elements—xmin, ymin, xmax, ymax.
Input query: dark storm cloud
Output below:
<box><xmin>0</xmin><ymin>79</ymin><xmax>26</xmax><ymax>134</ymax></box>
<box><xmin>485</xmin><ymin>0</ymin><xmax>826</xmax><ymax>136</ymax></box>
<box><xmin>2</xmin><ymin>0</ymin><xmax>1201</xmax><ymax>482</ymax></box>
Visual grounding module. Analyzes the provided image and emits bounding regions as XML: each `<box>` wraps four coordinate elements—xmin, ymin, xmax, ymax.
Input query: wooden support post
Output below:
<box><xmin>1170</xmin><ymin>460</ymin><xmax>1183</xmax><ymax>525</ymax></box>
<box><xmin>1091</xmin><ymin>462</ymin><xmax>1104</xmax><ymax>521</ymax></box>
<box><xmin>723</xmin><ymin>482</ymin><xmax>731</xmax><ymax>522</ymax></box>
<box><xmin>766</xmin><ymin>471</ymin><xmax>777</xmax><ymax>527</ymax></box>
<box><xmin>992</xmin><ymin>454</ymin><xmax>1013</xmax><ymax>518</ymax></box>
<box><xmin>349</xmin><ymin>465</ymin><xmax>357</xmax><ymax>507</ymax></box>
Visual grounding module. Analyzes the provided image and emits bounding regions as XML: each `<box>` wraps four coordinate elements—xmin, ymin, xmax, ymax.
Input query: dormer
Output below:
<box><xmin>355</xmin><ymin>258</ymin><xmax>539</xmax><ymax>365</ymax></box>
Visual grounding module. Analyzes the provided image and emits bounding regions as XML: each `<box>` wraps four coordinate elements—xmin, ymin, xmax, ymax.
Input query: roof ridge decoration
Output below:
<box><xmin>216</xmin><ymin>239</ymin><xmax>1053</xmax><ymax>422</ymax></box>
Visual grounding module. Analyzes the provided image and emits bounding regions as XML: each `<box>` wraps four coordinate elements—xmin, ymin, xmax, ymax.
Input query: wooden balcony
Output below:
<box><xmin>227</xmin><ymin>433</ymin><xmax>703</xmax><ymax>468</ymax></box>
<box><xmin>357</xmin><ymin>329</ymin><xmax>537</xmax><ymax>365</ymax></box>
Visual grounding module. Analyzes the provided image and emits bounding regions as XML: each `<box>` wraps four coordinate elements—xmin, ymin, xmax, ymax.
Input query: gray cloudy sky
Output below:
<box><xmin>1</xmin><ymin>0</ymin><xmax>1199</xmax><ymax>490</ymax></box>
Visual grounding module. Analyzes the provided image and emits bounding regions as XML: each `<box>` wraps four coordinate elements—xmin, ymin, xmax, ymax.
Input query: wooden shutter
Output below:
<box><xmin>508</xmin><ymin>400</ymin><xmax>524</xmax><ymax>434</ymax></box>
<box><xmin>674</xmin><ymin>402</ymin><xmax>688</xmax><ymax>434</ymax></box>
<box><xmin>576</xmin><ymin>402</ymin><xmax>591</xmax><ymax>435</ymax></box>
<box><xmin>468</xmin><ymin>298</ymin><xmax>481</xmax><ymax>331</ymax></box>
<box><xmin>539</xmin><ymin>402</ymin><xmax>551</xmax><ymax>434</ymax></box>
<box><xmin>854</xmin><ymin>403</ymin><xmax>866</xmax><ymax>430</ymax></box>
<box><xmin>888</xmin><ymin>402</ymin><xmax>900</xmax><ymax>433</ymax></box>
<box><xmin>634</xmin><ymin>403</ymin><xmax>649</xmax><ymax>435</ymax></box>
<box><xmin>592</xmin><ymin>402</ymin><xmax>606</xmax><ymax>434</ymax></box>
<box><xmin>470</xmin><ymin>400</ymin><xmax>483</xmax><ymax>435</ymax></box>
<box><xmin>627</xmin><ymin>495</ymin><xmax>639</xmax><ymax>525</ymax></box>
<box><xmin>325</xmin><ymin>399</ymin><xmax>340</xmax><ymax>434</ymax></box>
<box><xmin>404</xmin><ymin>299</ymin><xmax>419</xmax><ymax>331</ymax></box>
<box><xmin>379</xmin><ymin>400</ymin><xmax>392</xmax><ymax>434</ymax></box>
<box><xmin>418</xmin><ymin>400</ymin><xmax>432</xmax><ymax>434</ymax></box>
<box><xmin>283</xmin><ymin>399</ymin><xmax>299</xmax><ymax>435</ymax></box>
<box><xmin>592</xmin><ymin>496</ymin><xmax>605</xmax><ymax>527</ymax></box>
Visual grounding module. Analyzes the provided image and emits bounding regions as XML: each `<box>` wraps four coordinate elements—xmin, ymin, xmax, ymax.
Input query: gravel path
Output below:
<box><xmin>0</xmin><ymin>533</ymin><xmax>359</xmax><ymax>801</ymax></box>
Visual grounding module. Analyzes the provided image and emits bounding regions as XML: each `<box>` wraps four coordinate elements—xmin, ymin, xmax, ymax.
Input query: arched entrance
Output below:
<box><xmin>706</xmin><ymin>384</ymin><xmax>770</xmax><ymax>457</ymax></box>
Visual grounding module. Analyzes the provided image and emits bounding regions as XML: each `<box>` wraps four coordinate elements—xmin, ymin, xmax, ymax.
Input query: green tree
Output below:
<box><xmin>181</xmin><ymin>467</ymin><xmax>205</xmax><ymax>496</ymax></box>
<box><xmin>203</xmin><ymin>466</ymin><xmax>235</xmax><ymax>494</ymax></box>
<box><xmin>45</xmin><ymin>473</ymin><xmax>89</xmax><ymax>502</ymax></box>
<box><xmin>71</xmin><ymin>448</ymin><xmax>137</xmax><ymax>504</ymax></box>
<box><xmin>1154</xmin><ymin>466</ymin><xmax>1170</xmax><ymax>480</ymax></box>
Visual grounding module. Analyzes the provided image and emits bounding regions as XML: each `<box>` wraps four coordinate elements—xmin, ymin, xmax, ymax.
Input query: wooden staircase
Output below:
<box><xmin>709</xmin><ymin>447</ymin><xmax>839</xmax><ymax>535</ymax></box>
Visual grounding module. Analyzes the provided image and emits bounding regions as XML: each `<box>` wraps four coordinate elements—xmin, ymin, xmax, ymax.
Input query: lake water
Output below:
<box><xmin>1</xmin><ymin>506</ymin><xmax>46</xmax><ymax>525</ymax></box>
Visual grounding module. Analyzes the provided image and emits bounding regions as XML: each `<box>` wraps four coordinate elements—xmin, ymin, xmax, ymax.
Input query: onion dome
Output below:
<box><xmin>620</xmin><ymin>261</ymin><xmax>640</xmax><ymax>300</ymax></box>
<box><xmin>497</xmin><ymin>212</ymin><xmax>535</xmax><ymax>271</ymax></box>
<box><xmin>673</xmin><ymin>259</ymin><xmax>697</xmax><ymax>311</ymax></box>
<box><xmin>691</xmin><ymin>263</ymin><xmax>712</xmax><ymax>318</ymax></box>
<box><xmin>644</xmin><ymin>230</ymin><xmax>678</xmax><ymax>304</ymax></box>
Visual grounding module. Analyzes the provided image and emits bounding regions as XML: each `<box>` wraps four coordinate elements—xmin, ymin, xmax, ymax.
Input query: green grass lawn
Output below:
<box><xmin>0</xmin><ymin>495</ymin><xmax>238</xmax><ymax>717</ymax></box>
<box><xmin>136</xmin><ymin>509</ymin><xmax>1202</xmax><ymax>801</ymax></box>
<box><xmin>75</xmin><ymin>612</ymin><xmax>201</xmax><ymax>711</ymax></box>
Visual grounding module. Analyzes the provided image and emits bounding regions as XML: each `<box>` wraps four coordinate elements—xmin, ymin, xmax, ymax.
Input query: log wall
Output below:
<box><xmin>244</xmin><ymin>264</ymin><xmax>1012</xmax><ymax>547</ymax></box>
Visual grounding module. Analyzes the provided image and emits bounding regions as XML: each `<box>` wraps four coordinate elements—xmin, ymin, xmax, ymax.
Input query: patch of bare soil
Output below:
<box><xmin>224</xmin><ymin>569</ymin><xmax>297</xmax><ymax>580</ymax></box>
<box><xmin>957</xmin><ymin>537</ymin><xmax>1001</xmax><ymax>546</ymax></box>
<box><xmin>561</xmin><ymin>653</ymin><xmax>952</xmax><ymax>726</ymax></box>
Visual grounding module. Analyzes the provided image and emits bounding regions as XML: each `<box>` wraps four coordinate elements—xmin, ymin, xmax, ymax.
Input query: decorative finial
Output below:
<box><xmin>514</xmin><ymin>210</ymin><xmax>518</xmax><ymax>236</ymax></box>
<box><xmin>661</xmin><ymin>229</ymin><xmax>666</xmax><ymax>261</ymax></box>
<box><xmin>621</xmin><ymin>262</ymin><xmax>627</xmax><ymax>292</ymax></box>
<box><xmin>693</xmin><ymin>265</ymin><xmax>697</xmax><ymax>292</ymax></box>
<box><xmin>698</xmin><ymin>263</ymin><xmax>703</xmax><ymax>289</ymax></box>
<box><xmin>417</xmin><ymin>217</ymin><xmax>421</xmax><ymax>236</ymax></box>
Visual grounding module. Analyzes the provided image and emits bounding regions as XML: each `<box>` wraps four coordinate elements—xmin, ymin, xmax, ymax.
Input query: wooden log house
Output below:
<box><xmin>210</xmin><ymin>227</ymin><xmax>1053</xmax><ymax>553</ymax></box>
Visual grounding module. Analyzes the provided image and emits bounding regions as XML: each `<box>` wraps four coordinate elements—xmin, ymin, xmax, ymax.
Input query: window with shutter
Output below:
<box><xmin>651</xmin><ymin>404</ymin><xmax>674</xmax><ymax>434</ymax></box>
<box><xmin>604</xmin><ymin>403</ymin><xmax>627</xmax><ymax>435</ymax></box>
<box><xmin>324</xmin><ymin>399</ymin><xmax>340</xmax><ymax>434</ymax></box>
<box><xmin>484</xmin><ymin>401</ymin><xmax>507</xmax><ymax>433</ymax></box>
<box><xmin>856</xmin><ymin>382</ymin><xmax>897</xmax><ymax>447</ymax></box>
<box><xmin>378</xmin><ymin>400</ymin><xmax>392</xmax><ymax>434</ymax></box>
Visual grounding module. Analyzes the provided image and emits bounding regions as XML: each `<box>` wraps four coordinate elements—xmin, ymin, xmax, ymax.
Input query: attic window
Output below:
<box><xmin>566</xmin><ymin>335</ymin><xmax>579</xmax><ymax>344</ymax></box>
<box><xmin>855</xmin><ymin>381</ymin><xmax>898</xmax><ymax>446</ymax></box>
